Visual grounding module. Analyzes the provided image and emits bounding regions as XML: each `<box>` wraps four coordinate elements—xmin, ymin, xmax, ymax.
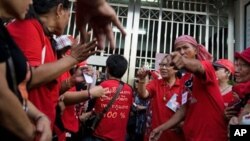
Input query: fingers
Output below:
<box><xmin>110</xmin><ymin>11</ymin><xmax>126</xmax><ymax>36</ymax></box>
<box><xmin>105</xmin><ymin>25</ymin><xmax>115</xmax><ymax>49</ymax></box>
<box><xmin>94</xmin><ymin>31</ymin><xmax>106</xmax><ymax>49</ymax></box>
<box><xmin>170</xmin><ymin>52</ymin><xmax>183</xmax><ymax>69</ymax></box>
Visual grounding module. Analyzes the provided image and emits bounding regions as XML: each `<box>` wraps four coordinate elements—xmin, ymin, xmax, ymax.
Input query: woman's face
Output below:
<box><xmin>214</xmin><ymin>67</ymin><xmax>229</xmax><ymax>82</ymax></box>
<box><xmin>55</xmin><ymin>8</ymin><xmax>70</xmax><ymax>35</ymax></box>
<box><xmin>159</xmin><ymin>56</ymin><xmax>177</xmax><ymax>80</ymax></box>
<box><xmin>175</xmin><ymin>42</ymin><xmax>197</xmax><ymax>59</ymax></box>
<box><xmin>1</xmin><ymin>0</ymin><xmax>32</xmax><ymax>19</ymax></box>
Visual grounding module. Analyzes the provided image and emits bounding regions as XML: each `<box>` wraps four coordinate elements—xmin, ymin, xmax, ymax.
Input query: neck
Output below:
<box><xmin>163</xmin><ymin>76</ymin><xmax>176</xmax><ymax>87</ymax></box>
<box><xmin>219</xmin><ymin>80</ymin><xmax>229</xmax><ymax>89</ymax></box>
<box><xmin>108</xmin><ymin>76</ymin><xmax>121</xmax><ymax>81</ymax></box>
<box><xmin>219</xmin><ymin>81</ymin><xmax>231</xmax><ymax>95</ymax></box>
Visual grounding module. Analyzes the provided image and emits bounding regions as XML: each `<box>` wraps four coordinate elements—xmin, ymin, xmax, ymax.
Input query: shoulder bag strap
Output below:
<box><xmin>101</xmin><ymin>81</ymin><xmax>124</xmax><ymax>115</ymax></box>
<box><xmin>91</xmin><ymin>81</ymin><xmax>124</xmax><ymax>130</ymax></box>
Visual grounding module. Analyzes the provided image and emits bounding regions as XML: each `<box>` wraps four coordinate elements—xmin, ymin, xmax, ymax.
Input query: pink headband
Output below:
<box><xmin>174</xmin><ymin>35</ymin><xmax>213</xmax><ymax>61</ymax></box>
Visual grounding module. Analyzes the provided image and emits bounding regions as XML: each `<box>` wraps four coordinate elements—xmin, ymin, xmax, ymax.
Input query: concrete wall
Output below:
<box><xmin>234</xmin><ymin>0</ymin><xmax>250</xmax><ymax>52</ymax></box>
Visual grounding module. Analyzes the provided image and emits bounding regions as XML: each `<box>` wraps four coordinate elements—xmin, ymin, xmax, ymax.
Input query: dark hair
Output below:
<box><xmin>33</xmin><ymin>0</ymin><xmax>70</xmax><ymax>15</ymax></box>
<box><xmin>25</xmin><ymin>0</ymin><xmax>70</xmax><ymax>52</ymax></box>
<box><xmin>106</xmin><ymin>54</ymin><xmax>128</xmax><ymax>78</ymax></box>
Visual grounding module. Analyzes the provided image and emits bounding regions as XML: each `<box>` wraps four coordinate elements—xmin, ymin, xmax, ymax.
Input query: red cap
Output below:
<box><xmin>235</xmin><ymin>47</ymin><xmax>250</xmax><ymax>64</ymax></box>
<box><xmin>213</xmin><ymin>59</ymin><xmax>235</xmax><ymax>75</ymax></box>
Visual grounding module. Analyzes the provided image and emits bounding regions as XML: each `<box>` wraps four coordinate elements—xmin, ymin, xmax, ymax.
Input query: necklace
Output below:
<box><xmin>220</xmin><ymin>85</ymin><xmax>231</xmax><ymax>95</ymax></box>
<box><xmin>163</xmin><ymin>84</ymin><xmax>170</xmax><ymax>102</ymax></box>
<box><xmin>163</xmin><ymin>94</ymin><xmax>167</xmax><ymax>101</ymax></box>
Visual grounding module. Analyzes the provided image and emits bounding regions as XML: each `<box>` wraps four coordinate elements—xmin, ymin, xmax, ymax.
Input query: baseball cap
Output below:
<box><xmin>235</xmin><ymin>47</ymin><xmax>250</xmax><ymax>64</ymax></box>
<box><xmin>213</xmin><ymin>59</ymin><xmax>235</xmax><ymax>75</ymax></box>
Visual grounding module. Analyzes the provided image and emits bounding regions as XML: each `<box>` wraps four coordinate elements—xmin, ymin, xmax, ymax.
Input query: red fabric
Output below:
<box><xmin>145</xmin><ymin>79</ymin><xmax>185</xmax><ymax>141</ymax></box>
<box><xmin>222</xmin><ymin>91</ymin><xmax>236</xmax><ymax>107</ymax></box>
<box><xmin>183</xmin><ymin>61</ymin><xmax>228</xmax><ymax>141</ymax></box>
<box><xmin>232</xmin><ymin>81</ymin><xmax>250</xmax><ymax>99</ymax></box>
<box><xmin>214</xmin><ymin>59</ymin><xmax>235</xmax><ymax>75</ymax></box>
<box><xmin>53</xmin><ymin>126</ymin><xmax>66</xmax><ymax>141</ymax></box>
<box><xmin>59</xmin><ymin>72</ymin><xmax>79</xmax><ymax>133</ymax></box>
<box><xmin>7</xmin><ymin>19</ymin><xmax>59</xmax><ymax>127</ymax></box>
<box><xmin>235</xmin><ymin>47</ymin><xmax>250</xmax><ymax>64</ymax></box>
<box><xmin>93</xmin><ymin>80</ymin><xmax>133</xmax><ymax>141</ymax></box>
<box><xmin>174</xmin><ymin>35</ymin><xmax>213</xmax><ymax>61</ymax></box>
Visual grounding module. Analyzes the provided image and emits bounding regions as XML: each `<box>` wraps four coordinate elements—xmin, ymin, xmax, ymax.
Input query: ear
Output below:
<box><xmin>56</xmin><ymin>3</ymin><xmax>65</xmax><ymax>18</ymax></box>
<box><xmin>193</xmin><ymin>46</ymin><xmax>198</xmax><ymax>55</ymax></box>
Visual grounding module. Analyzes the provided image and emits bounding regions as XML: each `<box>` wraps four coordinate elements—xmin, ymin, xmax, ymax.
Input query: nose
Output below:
<box><xmin>235</xmin><ymin>65</ymin><xmax>240</xmax><ymax>72</ymax></box>
<box><xmin>179</xmin><ymin>48</ymin><xmax>185</xmax><ymax>55</ymax></box>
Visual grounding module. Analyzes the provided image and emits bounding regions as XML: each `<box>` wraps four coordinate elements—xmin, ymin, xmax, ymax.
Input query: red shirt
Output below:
<box><xmin>7</xmin><ymin>19</ymin><xmax>59</xmax><ymax>127</ymax></box>
<box><xmin>145</xmin><ymin>79</ymin><xmax>185</xmax><ymax>141</ymax></box>
<box><xmin>183</xmin><ymin>61</ymin><xmax>228</xmax><ymax>141</ymax></box>
<box><xmin>59</xmin><ymin>72</ymin><xmax>79</xmax><ymax>133</ymax></box>
<box><xmin>93</xmin><ymin>80</ymin><xmax>133</xmax><ymax>141</ymax></box>
<box><xmin>222</xmin><ymin>91</ymin><xmax>236</xmax><ymax>107</ymax></box>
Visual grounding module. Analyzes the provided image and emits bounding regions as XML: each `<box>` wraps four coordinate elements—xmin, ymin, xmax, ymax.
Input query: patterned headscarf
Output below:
<box><xmin>174</xmin><ymin>35</ymin><xmax>213</xmax><ymax>61</ymax></box>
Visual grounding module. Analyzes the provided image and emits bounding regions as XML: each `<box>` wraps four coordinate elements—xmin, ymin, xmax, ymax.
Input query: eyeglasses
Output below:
<box><xmin>213</xmin><ymin>66</ymin><xmax>224</xmax><ymax>71</ymax></box>
<box><xmin>159</xmin><ymin>63</ymin><xmax>172</xmax><ymax>68</ymax></box>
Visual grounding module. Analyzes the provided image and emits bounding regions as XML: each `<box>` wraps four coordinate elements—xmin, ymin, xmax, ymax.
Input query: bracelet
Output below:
<box><xmin>88</xmin><ymin>88</ymin><xmax>93</xmax><ymax>99</ymax></box>
<box><xmin>35</xmin><ymin>114</ymin><xmax>50</xmax><ymax>123</ymax></box>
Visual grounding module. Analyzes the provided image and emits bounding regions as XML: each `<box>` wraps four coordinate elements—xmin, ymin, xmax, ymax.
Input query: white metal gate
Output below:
<box><xmin>66</xmin><ymin>0</ymin><xmax>233</xmax><ymax>85</ymax></box>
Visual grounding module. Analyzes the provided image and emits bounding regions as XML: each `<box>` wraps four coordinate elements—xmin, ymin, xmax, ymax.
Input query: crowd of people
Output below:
<box><xmin>1</xmin><ymin>0</ymin><xmax>250</xmax><ymax>141</ymax></box>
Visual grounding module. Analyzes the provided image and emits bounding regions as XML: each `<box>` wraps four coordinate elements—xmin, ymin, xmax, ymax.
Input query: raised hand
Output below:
<box><xmin>76</xmin><ymin>0</ymin><xmax>126</xmax><ymax>49</ymax></box>
<box><xmin>89</xmin><ymin>86</ymin><xmax>109</xmax><ymax>98</ymax></box>
<box><xmin>137</xmin><ymin>67</ymin><xmax>149</xmax><ymax>80</ymax></box>
<box><xmin>70</xmin><ymin>39</ymin><xmax>99</xmax><ymax>62</ymax></box>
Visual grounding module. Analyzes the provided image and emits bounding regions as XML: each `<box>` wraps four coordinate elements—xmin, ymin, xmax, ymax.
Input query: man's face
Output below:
<box><xmin>234</xmin><ymin>58</ymin><xmax>250</xmax><ymax>83</ymax></box>
<box><xmin>175</xmin><ymin>42</ymin><xmax>197</xmax><ymax>59</ymax></box>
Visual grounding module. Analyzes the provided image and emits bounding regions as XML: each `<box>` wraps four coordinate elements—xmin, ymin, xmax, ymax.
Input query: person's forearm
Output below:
<box><xmin>137</xmin><ymin>79</ymin><xmax>149</xmax><ymax>99</ymax></box>
<box><xmin>29</xmin><ymin>56</ymin><xmax>78</xmax><ymax>89</ymax></box>
<box><xmin>0</xmin><ymin>63</ymin><xmax>35</xmax><ymax>140</ymax></box>
<box><xmin>60</xmin><ymin>77</ymin><xmax>76</xmax><ymax>95</ymax></box>
<box><xmin>158</xmin><ymin>105</ymin><xmax>186</xmax><ymax>131</ymax></box>
<box><xmin>27</xmin><ymin>101</ymin><xmax>49</xmax><ymax>123</ymax></box>
<box><xmin>183</xmin><ymin>58</ymin><xmax>205</xmax><ymax>77</ymax></box>
<box><xmin>62</xmin><ymin>91</ymin><xmax>89</xmax><ymax>105</ymax></box>
<box><xmin>0</xmin><ymin>91</ymin><xmax>35</xmax><ymax>140</ymax></box>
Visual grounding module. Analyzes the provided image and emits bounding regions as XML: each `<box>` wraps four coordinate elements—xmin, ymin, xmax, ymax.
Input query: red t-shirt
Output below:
<box><xmin>7</xmin><ymin>19</ymin><xmax>59</xmax><ymax>127</ymax></box>
<box><xmin>223</xmin><ymin>91</ymin><xmax>236</xmax><ymax>107</ymax></box>
<box><xmin>93</xmin><ymin>79</ymin><xmax>133</xmax><ymax>141</ymax></box>
<box><xmin>183</xmin><ymin>61</ymin><xmax>228</xmax><ymax>141</ymax></box>
<box><xmin>59</xmin><ymin>72</ymin><xmax>79</xmax><ymax>133</ymax></box>
<box><xmin>145</xmin><ymin>79</ymin><xmax>185</xmax><ymax>141</ymax></box>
